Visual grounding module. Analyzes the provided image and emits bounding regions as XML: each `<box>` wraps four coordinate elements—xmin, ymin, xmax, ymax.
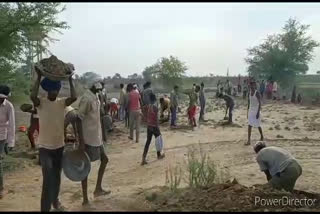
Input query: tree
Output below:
<box><xmin>128</xmin><ymin>73</ymin><xmax>139</xmax><ymax>79</ymax></box>
<box><xmin>317</xmin><ymin>71</ymin><xmax>320</xmax><ymax>75</ymax></box>
<box><xmin>245</xmin><ymin>18</ymin><xmax>319</xmax><ymax>89</ymax></box>
<box><xmin>143</xmin><ymin>56</ymin><xmax>187</xmax><ymax>88</ymax></box>
<box><xmin>0</xmin><ymin>3</ymin><xmax>69</xmax><ymax>102</ymax></box>
<box><xmin>79</xmin><ymin>72</ymin><xmax>101</xmax><ymax>86</ymax></box>
<box><xmin>112</xmin><ymin>73</ymin><xmax>122</xmax><ymax>79</ymax></box>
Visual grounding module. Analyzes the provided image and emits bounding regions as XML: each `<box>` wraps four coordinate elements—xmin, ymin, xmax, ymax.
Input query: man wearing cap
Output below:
<box><xmin>76</xmin><ymin>82</ymin><xmax>110</xmax><ymax>205</ymax></box>
<box><xmin>0</xmin><ymin>85</ymin><xmax>15</xmax><ymax>199</ymax></box>
<box><xmin>254</xmin><ymin>142</ymin><xmax>302</xmax><ymax>192</ymax></box>
<box><xmin>31</xmin><ymin>68</ymin><xmax>77</xmax><ymax>211</ymax></box>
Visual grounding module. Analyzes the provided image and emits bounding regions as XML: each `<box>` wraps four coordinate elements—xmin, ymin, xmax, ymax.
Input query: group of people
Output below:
<box><xmin>0</xmin><ymin>71</ymin><xmax>305</xmax><ymax>210</ymax></box>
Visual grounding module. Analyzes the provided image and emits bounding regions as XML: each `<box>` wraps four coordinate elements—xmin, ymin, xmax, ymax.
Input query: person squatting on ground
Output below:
<box><xmin>184</xmin><ymin>85</ymin><xmax>201</xmax><ymax>128</ymax></box>
<box><xmin>199</xmin><ymin>82</ymin><xmax>206</xmax><ymax>121</ymax></box>
<box><xmin>141</xmin><ymin>93</ymin><xmax>165</xmax><ymax>166</ymax></box>
<box><xmin>119</xmin><ymin>83</ymin><xmax>126</xmax><ymax>121</ymax></box>
<box><xmin>110</xmin><ymin>97</ymin><xmax>119</xmax><ymax>120</ymax></box>
<box><xmin>246</xmin><ymin>81</ymin><xmax>264</xmax><ymax>146</ymax></box>
<box><xmin>31</xmin><ymin>69</ymin><xmax>77</xmax><ymax>212</ymax></box>
<box><xmin>128</xmin><ymin>84</ymin><xmax>142</xmax><ymax>143</ymax></box>
<box><xmin>254</xmin><ymin>141</ymin><xmax>302</xmax><ymax>192</ymax></box>
<box><xmin>170</xmin><ymin>85</ymin><xmax>179</xmax><ymax>128</ymax></box>
<box><xmin>76</xmin><ymin>82</ymin><xmax>110</xmax><ymax>206</ymax></box>
<box><xmin>0</xmin><ymin>85</ymin><xmax>15</xmax><ymax>199</ymax></box>
<box><xmin>159</xmin><ymin>96</ymin><xmax>171</xmax><ymax>121</ymax></box>
<box><xmin>218</xmin><ymin>93</ymin><xmax>235</xmax><ymax>124</ymax></box>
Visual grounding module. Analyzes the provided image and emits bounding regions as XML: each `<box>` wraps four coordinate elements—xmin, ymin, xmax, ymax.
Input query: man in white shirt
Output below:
<box><xmin>76</xmin><ymin>82</ymin><xmax>110</xmax><ymax>205</ymax></box>
<box><xmin>31</xmin><ymin>68</ymin><xmax>77</xmax><ymax>212</ymax></box>
<box><xmin>0</xmin><ymin>86</ymin><xmax>15</xmax><ymax>199</ymax></box>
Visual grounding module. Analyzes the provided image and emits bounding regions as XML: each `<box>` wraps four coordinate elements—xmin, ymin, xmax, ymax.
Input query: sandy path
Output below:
<box><xmin>1</xmin><ymin>98</ymin><xmax>320</xmax><ymax>211</ymax></box>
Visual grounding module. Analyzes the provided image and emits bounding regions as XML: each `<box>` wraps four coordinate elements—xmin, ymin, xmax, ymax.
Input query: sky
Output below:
<box><xmin>47</xmin><ymin>3</ymin><xmax>320</xmax><ymax>78</ymax></box>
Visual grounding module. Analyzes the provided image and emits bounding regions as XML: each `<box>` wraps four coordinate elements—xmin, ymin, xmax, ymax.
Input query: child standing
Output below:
<box><xmin>141</xmin><ymin>93</ymin><xmax>165</xmax><ymax>165</ymax></box>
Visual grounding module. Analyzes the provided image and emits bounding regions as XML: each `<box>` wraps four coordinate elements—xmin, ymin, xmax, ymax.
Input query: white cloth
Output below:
<box><xmin>110</xmin><ymin>98</ymin><xmax>118</xmax><ymax>104</ymax></box>
<box><xmin>272</xmin><ymin>82</ymin><xmax>278</xmax><ymax>92</ymax></box>
<box><xmin>37</xmin><ymin>97</ymin><xmax>67</xmax><ymax>150</ymax></box>
<box><xmin>77</xmin><ymin>90</ymin><xmax>102</xmax><ymax>147</ymax></box>
<box><xmin>0</xmin><ymin>99</ymin><xmax>15</xmax><ymax>147</ymax></box>
<box><xmin>65</xmin><ymin>105</ymin><xmax>74</xmax><ymax>116</ymax></box>
<box><xmin>248</xmin><ymin>90</ymin><xmax>261</xmax><ymax>128</ymax></box>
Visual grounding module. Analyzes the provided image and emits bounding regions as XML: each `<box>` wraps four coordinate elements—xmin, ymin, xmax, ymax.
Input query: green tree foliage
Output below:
<box><xmin>79</xmin><ymin>72</ymin><xmax>102</xmax><ymax>86</ymax></box>
<box><xmin>142</xmin><ymin>56</ymin><xmax>187</xmax><ymax>88</ymax></box>
<box><xmin>245</xmin><ymin>18</ymin><xmax>319</xmax><ymax>89</ymax></box>
<box><xmin>0</xmin><ymin>3</ymin><xmax>69</xmax><ymax>103</ymax></box>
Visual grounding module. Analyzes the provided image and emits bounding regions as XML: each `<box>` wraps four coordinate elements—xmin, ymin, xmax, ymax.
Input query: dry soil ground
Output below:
<box><xmin>1</xmin><ymin>95</ymin><xmax>320</xmax><ymax>211</ymax></box>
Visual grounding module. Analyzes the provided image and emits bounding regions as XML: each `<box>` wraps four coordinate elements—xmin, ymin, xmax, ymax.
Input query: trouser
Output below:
<box><xmin>243</xmin><ymin>91</ymin><xmax>247</xmax><ymax>99</ymax></box>
<box><xmin>101</xmin><ymin>115</ymin><xmax>107</xmax><ymax>143</ymax></box>
<box><xmin>102</xmin><ymin>115</ymin><xmax>113</xmax><ymax>132</ymax></box>
<box><xmin>0</xmin><ymin>140</ymin><xmax>6</xmax><ymax>192</ymax></box>
<box><xmin>260</xmin><ymin>90</ymin><xmax>265</xmax><ymax>99</ymax></box>
<box><xmin>170</xmin><ymin>106</ymin><xmax>177</xmax><ymax>126</ymax></box>
<box><xmin>143</xmin><ymin>126</ymin><xmax>161</xmax><ymax>159</ymax></box>
<box><xmin>39</xmin><ymin>147</ymin><xmax>64</xmax><ymax>212</ymax></box>
<box><xmin>229</xmin><ymin>104</ymin><xmax>234</xmax><ymax>123</ymax></box>
<box><xmin>28</xmin><ymin>120</ymin><xmax>39</xmax><ymax>149</ymax></box>
<box><xmin>125</xmin><ymin>109</ymin><xmax>129</xmax><ymax>128</ymax></box>
<box><xmin>119</xmin><ymin>105</ymin><xmax>125</xmax><ymax>121</ymax></box>
<box><xmin>269</xmin><ymin>160</ymin><xmax>302</xmax><ymax>192</ymax></box>
<box><xmin>199</xmin><ymin>101</ymin><xmax>206</xmax><ymax>120</ymax></box>
<box><xmin>129</xmin><ymin>111</ymin><xmax>141</xmax><ymax>141</ymax></box>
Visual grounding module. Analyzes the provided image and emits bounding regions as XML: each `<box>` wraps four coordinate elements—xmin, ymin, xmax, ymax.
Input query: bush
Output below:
<box><xmin>185</xmin><ymin>146</ymin><xmax>230</xmax><ymax>189</ymax></box>
<box><xmin>165</xmin><ymin>164</ymin><xmax>182</xmax><ymax>192</ymax></box>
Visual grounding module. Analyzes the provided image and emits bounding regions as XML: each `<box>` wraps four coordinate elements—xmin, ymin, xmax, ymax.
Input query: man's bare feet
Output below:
<box><xmin>157</xmin><ymin>154</ymin><xmax>165</xmax><ymax>160</ymax></box>
<box><xmin>141</xmin><ymin>159</ymin><xmax>148</xmax><ymax>166</ymax></box>
<box><xmin>244</xmin><ymin>141</ymin><xmax>251</xmax><ymax>146</ymax></box>
<box><xmin>53</xmin><ymin>201</ymin><xmax>66</xmax><ymax>211</ymax></box>
<box><xmin>82</xmin><ymin>199</ymin><xmax>89</xmax><ymax>206</ymax></box>
<box><xmin>128</xmin><ymin>136</ymin><xmax>133</xmax><ymax>140</ymax></box>
<box><xmin>93</xmin><ymin>189</ymin><xmax>111</xmax><ymax>198</ymax></box>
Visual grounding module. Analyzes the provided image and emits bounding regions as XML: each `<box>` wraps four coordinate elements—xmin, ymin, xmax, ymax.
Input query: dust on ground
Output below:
<box><xmin>1</xmin><ymin>96</ymin><xmax>320</xmax><ymax>211</ymax></box>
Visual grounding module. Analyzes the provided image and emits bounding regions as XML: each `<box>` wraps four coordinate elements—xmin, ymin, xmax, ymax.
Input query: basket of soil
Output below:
<box><xmin>35</xmin><ymin>55</ymin><xmax>74</xmax><ymax>81</ymax></box>
<box><xmin>62</xmin><ymin>149</ymin><xmax>91</xmax><ymax>182</ymax></box>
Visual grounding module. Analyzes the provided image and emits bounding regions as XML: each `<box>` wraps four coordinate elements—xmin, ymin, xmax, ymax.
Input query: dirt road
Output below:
<box><xmin>1</xmin><ymin>97</ymin><xmax>320</xmax><ymax>211</ymax></box>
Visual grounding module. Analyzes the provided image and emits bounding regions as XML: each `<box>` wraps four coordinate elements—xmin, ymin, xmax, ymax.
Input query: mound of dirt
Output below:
<box><xmin>142</xmin><ymin>182</ymin><xmax>320</xmax><ymax>212</ymax></box>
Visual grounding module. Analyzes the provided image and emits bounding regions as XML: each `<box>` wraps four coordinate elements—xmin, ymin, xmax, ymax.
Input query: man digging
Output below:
<box><xmin>76</xmin><ymin>82</ymin><xmax>111</xmax><ymax>205</ymax></box>
<box><xmin>254</xmin><ymin>141</ymin><xmax>302</xmax><ymax>192</ymax></box>
<box><xmin>217</xmin><ymin>93</ymin><xmax>235</xmax><ymax>124</ymax></box>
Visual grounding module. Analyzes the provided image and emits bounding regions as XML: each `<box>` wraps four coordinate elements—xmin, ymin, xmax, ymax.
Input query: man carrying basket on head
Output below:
<box><xmin>30</xmin><ymin>55</ymin><xmax>77</xmax><ymax>212</ymax></box>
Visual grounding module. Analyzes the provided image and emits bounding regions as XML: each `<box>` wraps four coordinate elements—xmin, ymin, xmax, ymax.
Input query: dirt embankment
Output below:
<box><xmin>140</xmin><ymin>181</ymin><xmax>320</xmax><ymax>212</ymax></box>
